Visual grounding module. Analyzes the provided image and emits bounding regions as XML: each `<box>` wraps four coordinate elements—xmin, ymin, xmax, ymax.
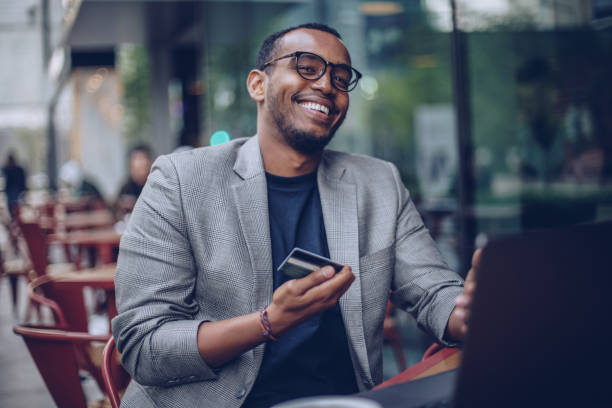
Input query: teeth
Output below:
<box><xmin>299</xmin><ymin>102</ymin><xmax>330</xmax><ymax>115</ymax></box>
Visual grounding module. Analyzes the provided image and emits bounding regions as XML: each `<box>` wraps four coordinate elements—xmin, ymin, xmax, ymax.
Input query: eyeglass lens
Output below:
<box><xmin>296</xmin><ymin>53</ymin><xmax>355</xmax><ymax>91</ymax></box>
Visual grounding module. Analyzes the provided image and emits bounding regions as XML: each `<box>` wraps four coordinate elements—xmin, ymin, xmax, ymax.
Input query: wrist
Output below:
<box><xmin>259</xmin><ymin>306</ymin><xmax>280</xmax><ymax>342</ymax></box>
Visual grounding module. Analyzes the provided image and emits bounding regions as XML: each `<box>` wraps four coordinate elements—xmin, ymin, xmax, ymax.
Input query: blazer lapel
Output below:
<box><xmin>231</xmin><ymin>135</ymin><xmax>273</xmax><ymax>311</ymax></box>
<box><xmin>318</xmin><ymin>152</ymin><xmax>373</xmax><ymax>387</ymax></box>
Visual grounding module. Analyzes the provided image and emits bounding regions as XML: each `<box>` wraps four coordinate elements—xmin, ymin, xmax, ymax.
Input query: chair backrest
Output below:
<box><xmin>16</xmin><ymin>220</ymin><xmax>48</xmax><ymax>278</ymax></box>
<box><xmin>28</xmin><ymin>274</ymin><xmax>83</xmax><ymax>330</ymax></box>
<box><xmin>102</xmin><ymin>336</ymin><xmax>131</xmax><ymax>408</ymax></box>
<box><xmin>13</xmin><ymin>325</ymin><xmax>109</xmax><ymax>408</ymax></box>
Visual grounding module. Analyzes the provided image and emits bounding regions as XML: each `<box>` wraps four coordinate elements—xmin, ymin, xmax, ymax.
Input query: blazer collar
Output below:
<box><xmin>233</xmin><ymin>136</ymin><xmax>348</xmax><ymax>181</ymax></box>
<box><xmin>233</xmin><ymin>134</ymin><xmax>265</xmax><ymax>180</ymax></box>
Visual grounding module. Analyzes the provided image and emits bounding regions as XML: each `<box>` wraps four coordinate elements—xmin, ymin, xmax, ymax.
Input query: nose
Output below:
<box><xmin>311</xmin><ymin>66</ymin><xmax>335</xmax><ymax>94</ymax></box>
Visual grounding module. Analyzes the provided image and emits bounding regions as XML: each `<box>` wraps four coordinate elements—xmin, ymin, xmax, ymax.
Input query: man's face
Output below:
<box><xmin>262</xmin><ymin>29</ymin><xmax>351</xmax><ymax>154</ymax></box>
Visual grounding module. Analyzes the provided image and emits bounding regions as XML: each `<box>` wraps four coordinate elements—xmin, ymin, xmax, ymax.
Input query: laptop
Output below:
<box><xmin>362</xmin><ymin>220</ymin><xmax>612</xmax><ymax>407</ymax></box>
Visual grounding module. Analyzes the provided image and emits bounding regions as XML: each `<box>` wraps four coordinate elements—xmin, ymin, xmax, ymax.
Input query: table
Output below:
<box><xmin>48</xmin><ymin>228</ymin><xmax>122</xmax><ymax>265</ymax></box>
<box><xmin>42</xmin><ymin>209</ymin><xmax>116</xmax><ymax>231</ymax></box>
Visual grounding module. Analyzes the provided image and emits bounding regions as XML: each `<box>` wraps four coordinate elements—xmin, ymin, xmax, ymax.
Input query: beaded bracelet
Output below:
<box><xmin>259</xmin><ymin>307</ymin><xmax>279</xmax><ymax>342</ymax></box>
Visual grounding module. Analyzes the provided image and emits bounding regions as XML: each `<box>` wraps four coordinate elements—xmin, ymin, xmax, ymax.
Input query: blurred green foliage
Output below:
<box><xmin>118</xmin><ymin>44</ymin><xmax>151</xmax><ymax>145</ymax></box>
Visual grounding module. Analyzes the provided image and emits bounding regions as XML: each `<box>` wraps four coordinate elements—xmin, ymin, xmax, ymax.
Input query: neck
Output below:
<box><xmin>258</xmin><ymin>130</ymin><xmax>322</xmax><ymax>177</ymax></box>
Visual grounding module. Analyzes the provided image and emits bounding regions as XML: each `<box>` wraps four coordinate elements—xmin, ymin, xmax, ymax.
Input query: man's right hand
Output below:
<box><xmin>266</xmin><ymin>265</ymin><xmax>355</xmax><ymax>336</ymax></box>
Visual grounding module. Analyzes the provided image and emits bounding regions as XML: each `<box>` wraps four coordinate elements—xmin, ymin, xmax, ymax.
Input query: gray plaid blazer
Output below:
<box><xmin>112</xmin><ymin>135</ymin><xmax>463</xmax><ymax>407</ymax></box>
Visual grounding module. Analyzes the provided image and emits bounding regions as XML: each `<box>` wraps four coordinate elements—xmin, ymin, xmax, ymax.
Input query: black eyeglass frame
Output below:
<box><xmin>262</xmin><ymin>51</ymin><xmax>363</xmax><ymax>92</ymax></box>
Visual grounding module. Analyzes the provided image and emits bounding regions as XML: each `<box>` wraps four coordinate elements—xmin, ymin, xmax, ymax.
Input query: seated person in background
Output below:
<box><xmin>116</xmin><ymin>144</ymin><xmax>153</xmax><ymax>215</ymax></box>
<box><xmin>59</xmin><ymin>160</ymin><xmax>106</xmax><ymax>210</ymax></box>
<box><xmin>515</xmin><ymin>58</ymin><xmax>605</xmax><ymax>229</ymax></box>
<box><xmin>516</xmin><ymin>57</ymin><xmax>603</xmax><ymax>184</ymax></box>
<box><xmin>112</xmin><ymin>23</ymin><xmax>476</xmax><ymax>408</ymax></box>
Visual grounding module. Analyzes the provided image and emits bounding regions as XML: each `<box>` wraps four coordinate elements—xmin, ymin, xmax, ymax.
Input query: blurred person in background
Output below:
<box><xmin>515</xmin><ymin>58</ymin><xmax>605</xmax><ymax>230</ymax></box>
<box><xmin>2</xmin><ymin>152</ymin><xmax>27</xmax><ymax>218</ymax></box>
<box><xmin>59</xmin><ymin>160</ymin><xmax>105</xmax><ymax>207</ymax></box>
<box><xmin>116</xmin><ymin>144</ymin><xmax>153</xmax><ymax>216</ymax></box>
<box><xmin>516</xmin><ymin>58</ymin><xmax>603</xmax><ymax>184</ymax></box>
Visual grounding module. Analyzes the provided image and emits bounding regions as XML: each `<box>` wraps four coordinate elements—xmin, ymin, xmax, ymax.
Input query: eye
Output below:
<box><xmin>332</xmin><ymin>67</ymin><xmax>352</xmax><ymax>89</ymax></box>
<box><xmin>298</xmin><ymin>64</ymin><xmax>318</xmax><ymax>75</ymax></box>
<box><xmin>334</xmin><ymin>76</ymin><xmax>350</xmax><ymax>88</ymax></box>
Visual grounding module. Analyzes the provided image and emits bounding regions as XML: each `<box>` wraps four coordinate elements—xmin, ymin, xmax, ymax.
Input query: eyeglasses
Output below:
<box><xmin>262</xmin><ymin>51</ymin><xmax>362</xmax><ymax>92</ymax></box>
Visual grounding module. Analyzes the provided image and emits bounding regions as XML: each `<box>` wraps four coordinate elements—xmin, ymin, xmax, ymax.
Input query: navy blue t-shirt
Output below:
<box><xmin>243</xmin><ymin>171</ymin><xmax>358</xmax><ymax>408</ymax></box>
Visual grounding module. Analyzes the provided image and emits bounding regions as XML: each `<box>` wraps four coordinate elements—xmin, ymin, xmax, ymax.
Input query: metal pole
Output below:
<box><xmin>41</xmin><ymin>0</ymin><xmax>57</xmax><ymax>191</ymax></box>
<box><xmin>450</xmin><ymin>0</ymin><xmax>475</xmax><ymax>275</ymax></box>
<box><xmin>47</xmin><ymin>104</ymin><xmax>57</xmax><ymax>191</ymax></box>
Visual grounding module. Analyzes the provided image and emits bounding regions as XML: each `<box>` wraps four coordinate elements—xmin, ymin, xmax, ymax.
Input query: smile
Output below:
<box><xmin>298</xmin><ymin>102</ymin><xmax>330</xmax><ymax>115</ymax></box>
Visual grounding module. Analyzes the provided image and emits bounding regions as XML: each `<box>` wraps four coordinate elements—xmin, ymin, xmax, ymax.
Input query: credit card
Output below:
<box><xmin>277</xmin><ymin>247</ymin><xmax>344</xmax><ymax>278</ymax></box>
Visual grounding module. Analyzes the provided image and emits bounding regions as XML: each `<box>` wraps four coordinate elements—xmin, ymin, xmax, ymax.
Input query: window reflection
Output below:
<box><xmin>195</xmin><ymin>0</ymin><xmax>612</xmax><ymax>269</ymax></box>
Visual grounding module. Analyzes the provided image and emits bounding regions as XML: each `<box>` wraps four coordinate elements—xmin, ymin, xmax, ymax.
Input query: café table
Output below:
<box><xmin>40</xmin><ymin>209</ymin><xmax>115</xmax><ymax>231</ymax></box>
<box><xmin>58</xmin><ymin>209</ymin><xmax>115</xmax><ymax>230</ymax></box>
<box><xmin>48</xmin><ymin>227</ymin><xmax>122</xmax><ymax>265</ymax></box>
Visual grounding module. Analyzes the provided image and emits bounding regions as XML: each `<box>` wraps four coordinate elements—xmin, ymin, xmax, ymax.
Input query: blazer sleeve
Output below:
<box><xmin>112</xmin><ymin>155</ymin><xmax>218</xmax><ymax>386</ymax></box>
<box><xmin>386</xmin><ymin>161</ymin><xmax>464</xmax><ymax>347</ymax></box>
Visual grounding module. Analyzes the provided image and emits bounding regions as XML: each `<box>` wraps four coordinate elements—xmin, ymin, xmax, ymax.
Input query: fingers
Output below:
<box><xmin>465</xmin><ymin>248</ymin><xmax>482</xmax><ymax>284</ymax></box>
<box><xmin>471</xmin><ymin>248</ymin><xmax>482</xmax><ymax>269</ymax></box>
<box><xmin>275</xmin><ymin>265</ymin><xmax>354</xmax><ymax>312</ymax></box>
<box><xmin>269</xmin><ymin>265</ymin><xmax>354</xmax><ymax>335</ymax></box>
<box><xmin>303</xmin><ymin>265</ymin><xmax>354</xmax><ymax>304</ymax></box>
<box><xmin>286</xmin><ymin>265</ymin><xmax>339</xmax><ymax>295</ymax></box>
<box><xmin>451</xmin><ymin>265</ymin><xmax>479</xmax><ymax>340</ymax></box>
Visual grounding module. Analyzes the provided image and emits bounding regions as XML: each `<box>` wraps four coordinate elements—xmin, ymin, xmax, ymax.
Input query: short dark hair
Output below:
<box><xmin>129</xmin><ymin>144</ymin><xmax>152</xmax><ymax>159</ymax></box>
<box><xmin>255</xmin><ymin>22</ymin><xmax>342</xmax><ymax>71</ymax></box>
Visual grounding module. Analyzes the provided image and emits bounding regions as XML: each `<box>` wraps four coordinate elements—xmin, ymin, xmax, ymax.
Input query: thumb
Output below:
<box><xmin>466</xmin><ymin>248</ymin><xmax>482</xmax><ymax>283</ymax></box>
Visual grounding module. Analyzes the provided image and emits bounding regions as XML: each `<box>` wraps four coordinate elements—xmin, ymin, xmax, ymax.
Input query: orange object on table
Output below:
<box><xmin>374</xmin><ymin>347</ymin><xmax>461</xmax><ymax>389</ymax></box>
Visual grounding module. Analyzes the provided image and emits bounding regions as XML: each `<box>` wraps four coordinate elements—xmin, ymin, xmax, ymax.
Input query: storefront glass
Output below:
<box><xmin>157</xmin><ymin>0</ymin><xmax>612</xmax><ymax>274</ymax></box>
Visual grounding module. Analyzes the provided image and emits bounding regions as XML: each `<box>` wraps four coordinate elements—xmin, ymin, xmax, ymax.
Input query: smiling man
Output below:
<box><xmin>112</xmin><ymin>23</ymin><xmax>474</xmax><ymax>408</ymax></box>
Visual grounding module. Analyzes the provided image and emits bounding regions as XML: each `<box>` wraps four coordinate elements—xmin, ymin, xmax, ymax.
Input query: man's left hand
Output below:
<box><xmin>446</xmin><ymin>248</ymin><xmax>481</xmax><ymax>342</ymax></box>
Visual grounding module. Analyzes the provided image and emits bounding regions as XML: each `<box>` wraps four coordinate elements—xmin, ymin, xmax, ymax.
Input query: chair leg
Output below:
<box><xmin>8</xmin><ymin>274</ymin><xmax>18</xmax><ymax>310</ymax></box>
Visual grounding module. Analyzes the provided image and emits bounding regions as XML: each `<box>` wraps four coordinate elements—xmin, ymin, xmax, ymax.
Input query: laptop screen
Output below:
<box><xmin>454</xmin><ymin>221</ymin><xmax>612</xmax><ymax>407</ymax></box>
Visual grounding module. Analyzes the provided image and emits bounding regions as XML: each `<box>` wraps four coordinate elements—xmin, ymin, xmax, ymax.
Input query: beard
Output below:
<box><xmin>268</xmin><ymin>93</ymin><xmax>346</xmax><ymax>155</ymax></box>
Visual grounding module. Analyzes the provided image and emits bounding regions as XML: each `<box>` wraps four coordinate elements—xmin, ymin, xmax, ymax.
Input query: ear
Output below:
<box><xmin>246</xmin><ymin>69</ymin><xmax>266</xmax><ymax>103</ymax></box>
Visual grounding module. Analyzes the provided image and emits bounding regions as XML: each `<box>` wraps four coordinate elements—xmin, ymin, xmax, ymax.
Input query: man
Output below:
<box><xmin>113</xmin><ymin>23</ymin><xmax>475</xmax><ymax>408</ymax></box>
<box><xmin>2</xmin><ymin>152</ymin><xmax>27</xmax><ymax>217</ymax></box>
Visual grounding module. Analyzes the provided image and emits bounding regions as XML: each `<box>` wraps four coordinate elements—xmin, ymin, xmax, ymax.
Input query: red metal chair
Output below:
<box><xmin>102</xmin><ymin>336</ymin><xmax>131</xmax><ymax>408</ymax></box>
<box><xmin>13</xmin><ymin>324</ymin><xmax>110</xmax><ymax>408</ymax></box>
<box><xmin>26</xmin><ymin>274</ymin><xmax>109</xmax><ymax>391</ymax></box>
<box><xmin>28</xmin><ymin>273</ymin><xmax>87</xmax><ymax>331</ymax></box>
<box><xmin>0</xmin><ymin>212</ymin><xmax>34</xmax><ymax>315</ymax></box>
<box><xmin>0</xmin><ymin>241</ymin><xmax>31</xmax><ymax>312</ymax></box>
<box><xmin>16</xmin><ymin>218</ymin><xmax>75</xmax><ymax>277</ymax></box>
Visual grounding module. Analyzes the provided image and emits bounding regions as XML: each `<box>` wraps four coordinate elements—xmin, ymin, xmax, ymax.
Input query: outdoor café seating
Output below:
<box><xmin>13</xmin><ymin>263</ymin><xmax>119</xmax><ymax>407</ymax></box>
